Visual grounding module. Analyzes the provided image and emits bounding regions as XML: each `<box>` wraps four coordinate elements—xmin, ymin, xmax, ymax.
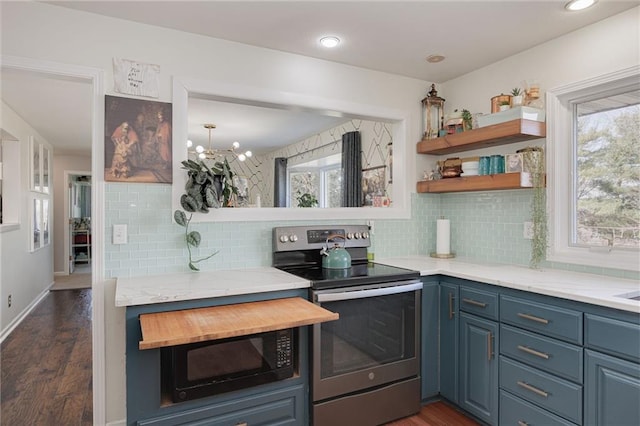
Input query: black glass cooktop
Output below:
<box><xmin>278</xmin><ymin>262</ymin><xmax>420</xmax><ymax>290</ymax></box>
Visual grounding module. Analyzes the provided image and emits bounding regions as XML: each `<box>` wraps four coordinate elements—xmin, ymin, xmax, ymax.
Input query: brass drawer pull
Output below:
<box><xmin>448</xmin><ymin>292</ymin><xmax>455</xmax><ymax>319</ymax></box>
<box><xmin>518</xmin><ymin>312</ymin><xmax>549</xmax><ymax>324</ymax></box>
<box><xmin>487</xmin><ymin>332</ymin><xmax>494</xmax><ymax>361</ymax></box>
<box><xmin>518</xmin><ymin>421</ymin><xmax>529</xmax><ymax>426</ymax></box>
<box><xmin>517</xmin><ymin>345</ymin><xmax>550</xmax><ymax>360</ymax></box>
<box><xmin>517</xmin><ymin>380</ymin><xmax>549</xmax><ymax>398</ymax></box>
<box><xmin>463</xmin><ymin>298</ymin><xmax>487</xmax><ymax>308</ymax></box>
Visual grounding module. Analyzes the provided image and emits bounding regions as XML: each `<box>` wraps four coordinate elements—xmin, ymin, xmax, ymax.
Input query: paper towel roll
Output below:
<box><xmin>436</xmin><ymin>219</ymin><xmax>451</xmax><ymax>255</ymax></box>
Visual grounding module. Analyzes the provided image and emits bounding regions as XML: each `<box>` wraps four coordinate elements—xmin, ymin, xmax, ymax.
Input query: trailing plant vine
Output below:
<box><xmin>525</xmin><ymin>147</ymin><xmax>547</xmax><ymax>269</ymax></box>
<box><xmin>174</xmin><ymin>158</ymin><xmax>238</xmax><ymax>271</ymax></box>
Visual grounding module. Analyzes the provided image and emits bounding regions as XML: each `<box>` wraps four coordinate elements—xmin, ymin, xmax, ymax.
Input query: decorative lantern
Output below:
<box><xmin>421</xmin><ymin>84</ymin><xmax>445</xmax><ymax>140</ymax></box>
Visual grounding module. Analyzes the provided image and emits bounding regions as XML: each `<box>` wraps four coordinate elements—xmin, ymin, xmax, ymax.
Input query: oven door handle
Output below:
<box><xmin>314</xmin><ymin>281</ymin><xmax>423</xmax><ymax>302</ymax></box>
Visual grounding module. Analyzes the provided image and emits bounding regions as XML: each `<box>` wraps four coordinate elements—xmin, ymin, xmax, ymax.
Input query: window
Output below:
<box><xmin>547</xmin><ymin>66</ymin><xmax>639</xmax><ymax>271</ymax></box>
<box><xmin>288</xmin><ymin>154</ymin><xmax>342</xmax><ymax>208</ymax></box>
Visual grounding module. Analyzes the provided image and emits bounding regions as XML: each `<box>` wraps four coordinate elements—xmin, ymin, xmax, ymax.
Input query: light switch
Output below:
<box><xmin>113</xmin><ymin>224</ymin><xmax>128</xmax><ymax>245</ymax></box>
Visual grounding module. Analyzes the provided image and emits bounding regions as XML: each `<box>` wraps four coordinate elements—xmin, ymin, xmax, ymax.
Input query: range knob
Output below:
<box><xmin>289</xmin><ymin>234</ymin><xmax>298</xmax><ymax>242</ymax></box>
<box><xmin>354</xmin><ymin>232</ymin><xmax>361</xmax><ymax>239</ymax></box>
<box><xmin>347</xmin><ymin>232</ymin><xmax>354</xmax><ymax>239</ymax></box>
<box><xmin>362</xmin><ymin>232</ymin><xmax>370</xmax><ymax>239</ymax></box>
<box><xmin>279</xmin><ymin>235</ymin><xmax>289</xmax><ymax>243</ymax></box>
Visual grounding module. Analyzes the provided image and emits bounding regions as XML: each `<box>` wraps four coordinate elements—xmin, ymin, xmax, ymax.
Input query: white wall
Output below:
<box><xmin>0</xmin><ymin>101</ymin><xmax>54</xmax><ymax>335</ymax></box>
<box><xmin>52</xmin><ymin>154</ymin><xmax>91</xmax><ymax>274</ymax></box>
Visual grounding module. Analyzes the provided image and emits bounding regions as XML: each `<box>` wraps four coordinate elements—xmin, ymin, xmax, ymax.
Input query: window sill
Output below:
<box><xmin>548</xmin><ymin>246</ymin><xmax>640</xmax><ymax>273</ymax></box>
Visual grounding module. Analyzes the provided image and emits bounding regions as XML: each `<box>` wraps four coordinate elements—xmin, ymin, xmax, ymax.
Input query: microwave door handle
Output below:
<box><xmin>315</xmin><ymin>282</ymin><xmax>423</xmax><ymax>303</ymax></box>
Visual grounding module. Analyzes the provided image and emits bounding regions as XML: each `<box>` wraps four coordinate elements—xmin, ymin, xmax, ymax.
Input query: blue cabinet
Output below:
<box><xmin>125</xmin><ymin>289</ymin><xmax>310</xmax><ymax>426</ymax></box>
<box><xmin>459</xmin><ymin>311</ymin><xmax>499</xmax><ymax>425</ymax></box>
<box><xmin>421</xmin><ymin>279</ymin><xmax>439</xmax><ymax>400</ymax></box>
<box><xmin>439</xmin><ymin>281</ymin><xmax>459</xmax><ymax>404</ymax></box>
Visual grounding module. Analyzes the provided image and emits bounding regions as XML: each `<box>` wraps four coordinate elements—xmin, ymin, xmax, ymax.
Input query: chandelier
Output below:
<box><xmin>187</xmin><ymin>123</ymin><xmax>252</xmax><ymax>162</ymax></box>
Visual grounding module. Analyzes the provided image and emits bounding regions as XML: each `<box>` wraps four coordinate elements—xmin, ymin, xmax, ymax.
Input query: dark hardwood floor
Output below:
<box><xmin>1</xmin><ymin>289</ymin><xmax>93</xmax><ymax>425</ymax></box>
<box><xmin>386</xmin><ymin>401</ymin><xmax>480</xmax><ymax>426</ymax></box>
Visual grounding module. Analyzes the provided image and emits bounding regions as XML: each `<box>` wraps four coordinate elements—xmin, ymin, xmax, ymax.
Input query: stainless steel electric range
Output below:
<box><xmin>273</xmin><ymin>225</ymin><xmax>422</xmax><ymax>426</ymax></box>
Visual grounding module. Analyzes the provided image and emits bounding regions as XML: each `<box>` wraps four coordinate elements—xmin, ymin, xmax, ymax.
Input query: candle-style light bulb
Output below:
<box><xmin>195</xmin><ymin>145</ymin><xmax>204</xmax><ymax>153</ymax></box>
<box><xmin>232</xmin><ymin>141</ymin><xmax>240</xmax><ymax>149</ymax></box>
<box><xmin>186</xmin><ymin>140</ymin><xmax>193</xmax><ymax>148</ymax></box>
<box><xmin>238</xmin><ymin>154</ymin><xmax>246</xmax><ymax>162</ymax></box>
<box><xmin>245</xmin><ymin>151</ymin><xmax>252</xmax><ymax>158</ymax></box>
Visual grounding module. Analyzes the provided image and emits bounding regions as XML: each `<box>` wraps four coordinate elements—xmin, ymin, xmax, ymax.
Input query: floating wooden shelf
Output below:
<box><xmin>417</xmin><ymin>119</ymin><xmax>546</xmax><ymax>155</ymax></box>
<box><xmin>138</xmin><ymin>297</ymin><xmax>338</xmax><ymax>350</ymax></box>
<box><xmin>417</xmin><ymin>172</ymin><xmax>545</xmax><ymax>193</ymax></box>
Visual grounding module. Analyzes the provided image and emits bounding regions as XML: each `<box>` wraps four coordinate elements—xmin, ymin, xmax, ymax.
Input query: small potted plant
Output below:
<box><xmin>461</xmin><ymin>109</ymin><xmax>473</xmax><ymax>131</ymax></box>
<box><xmin>511</xmin><ymin>87</ymin><xmax>523</xmax><ymax>107</ymax></box>
<box><xmin>499</xmin><ymin>100</ymin><xmax>511</xmax><ymax>112</ymax></box>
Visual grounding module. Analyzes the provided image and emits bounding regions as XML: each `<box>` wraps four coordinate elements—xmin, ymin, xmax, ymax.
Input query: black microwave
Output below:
<box><xmin>162</xmin><ymin>328</ymin><xmax>295</xmax><ymax>402</ymax></box>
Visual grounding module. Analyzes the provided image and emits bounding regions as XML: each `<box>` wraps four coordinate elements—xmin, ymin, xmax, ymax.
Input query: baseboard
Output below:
<box><xmin>54</xmin><ymin>270</ymin><xmax>69</xmax><ymax>277</ymax></box>
<box><xmin>0</xmin><ymin>285</ymin><xmax>51</xmax><ymax>344</ymax></box>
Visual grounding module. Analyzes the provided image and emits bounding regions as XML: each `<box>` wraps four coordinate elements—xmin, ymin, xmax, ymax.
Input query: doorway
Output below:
<box><xmin>67</xmin><ymin>172</ymin><xmax>92</xmax><ymax>276</ymax></box>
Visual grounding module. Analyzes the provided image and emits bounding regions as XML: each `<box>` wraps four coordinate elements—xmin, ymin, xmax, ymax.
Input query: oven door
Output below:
<box><xmin>311</xmin><ymin>280</ymin><xmax>422</xmax><ymax>402</ymax></box>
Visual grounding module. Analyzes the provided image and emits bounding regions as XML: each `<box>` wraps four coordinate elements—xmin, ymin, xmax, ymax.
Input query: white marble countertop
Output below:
<box><xmin>116</xmin><ymin>258</ymin><xmax>639</xmax><ymax>314</ymax></box>
<box><xmin>115</xmin><ymin>267</ymin><xmax>310</xmax><ymax>307</ymax></box>
<box><xmin>376</xmin><ymin>256</ymin><xmax>640</xmax><ymax>314</ymax></box>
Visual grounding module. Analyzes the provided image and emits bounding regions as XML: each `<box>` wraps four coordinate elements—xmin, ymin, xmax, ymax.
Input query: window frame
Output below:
<box><xmin>547</xmin><ymin>65</ymin><xmax>639</xmax><ymax>272</ymax></box>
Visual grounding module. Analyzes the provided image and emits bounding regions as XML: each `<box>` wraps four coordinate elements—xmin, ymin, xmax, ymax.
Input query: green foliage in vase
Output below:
<box><xmin>511</xmin><ymin>87</ymin><xmax>522</xmax><ymax>96</ymax></box>
<box><xmin>174</xmin><ymin>158</ymin><xmax>239</xmax><ymax>271</ymax></box>
<box><xmin>461</xmin><ymin>109</ymin><xmax>473</xmax><ymax>130</ymax></box>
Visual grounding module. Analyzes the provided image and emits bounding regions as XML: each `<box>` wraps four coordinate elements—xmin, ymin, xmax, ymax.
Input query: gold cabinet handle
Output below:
<box><xmin>487</xmin><ymin>332</ymin><xmax>494</xmax><ymax>360</ymax></box>
<box><xmin>518</xmin><ymin>312</ymin><xmax>549</xmax><ymax>324</ymax></box>
<box><xmin>517</xmin><ymin>380</ymin><xmax>549</xmax><ymax>398</ymax></box>
<box><xmin>518</xmin><ymin>421</ymin><xmax>529</xmax><ymax>426</ymax></box>
<box><xmin>448</xmin><ymin>292</ymin><xmax>455</xmax><ymax>319</ymax></box>
<box><xmin>463</xmin><ymin>298</ymin><xmax>487</xmax><ymax>308</ymax></box>
<box><xmin>517</xmin><ymin>344</ymin><xmax>550</xmax><ymax>360</ymax></box>
<box><xmin>236</xmin><ymin>423</ymin><xmax>248</xmax><ymax>426</ymax></box>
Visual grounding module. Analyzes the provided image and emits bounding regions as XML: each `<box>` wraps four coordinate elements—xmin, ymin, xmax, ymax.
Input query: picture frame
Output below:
<box><xmin>505</xmin><ymin>153</ymin><xmax>523</xmax><ymax>173</ymax></box>
<box><xmin>104</xmin><ymin>95</ymin><xmax>173</xmax><ymax>183</ymax></box>
<box><xmin>31</xmin><ymin>198</ymin><xmax>41</xmax><ymax>252</ymax></box>
<box><xmin>362</xmin><ymin>165</ymin><xmax>386</xmax><ymax>207</ymax></box>
<box><xmin>42</xmin><ymin>146</ymin><xmax>50</xmax><ymax>194</ymax></box>
<box><xmin>30</xmin><ymin>136</ymin><xmax>41</xmax><ymax>192</ymax></box>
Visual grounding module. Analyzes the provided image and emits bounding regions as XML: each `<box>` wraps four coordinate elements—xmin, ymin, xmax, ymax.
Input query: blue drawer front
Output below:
<box><xmin>500</xmin><ymin>356</ymin><xmax>582</xmax><ymax>424</ymax></box>
<box><xmin>500</xmin><ymin>295</ymin><xmax>583</xmax><ymax>344</ymax></box>
<box><xmin>460</xmin><ymin>287</ymin><xmax>499</xmax><ymax>320</ymax></box>
<box><xmin>138</xmin><ymin>384</ymin><xmax>304</xmax><ymax>426</ymax></box>
<box><xmin>500</xmin><ymin>390</ymin><xmax>577</xmax><ymax>426</ymax></box>
<box><xmin>500</xmin><ymin>324</ymin><xmax>583</xmax><ymax>383</ymax></box>
<box><xmin>585</xmin><ymin>314</ymin><xmax>640</xmax><ymax>363</ymax></box>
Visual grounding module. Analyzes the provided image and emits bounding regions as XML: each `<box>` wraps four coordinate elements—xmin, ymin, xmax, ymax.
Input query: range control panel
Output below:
<box><xmin>273</xmin><ymin>225</ymin><xmax>370</xmax><ymax>252</ymax></box>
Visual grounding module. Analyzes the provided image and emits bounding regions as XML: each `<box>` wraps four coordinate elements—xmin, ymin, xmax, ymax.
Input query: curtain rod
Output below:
<box><xmin>286</xmin><ymin>139</ymin><xmax>341</xmax><ymax>160</ymax></box>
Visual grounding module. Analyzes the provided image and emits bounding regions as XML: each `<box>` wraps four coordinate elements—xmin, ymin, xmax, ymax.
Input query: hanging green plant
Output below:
<box><xmin>521</xmin><ymin>147</ymin><xmax>547</xmax><ymax>269</ymax></box>
<box><xmin>296</xmin><ymin>192</ymin><xmax>318</xmax><ymax>208</ymax></box>
<box><xmin>174</xmin><ymin>158</ymin><xmax>239</xmax><ymax>270</ymax></box>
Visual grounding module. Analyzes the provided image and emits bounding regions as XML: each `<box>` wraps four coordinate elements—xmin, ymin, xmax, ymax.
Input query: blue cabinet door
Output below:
<box><xmin>439</xmin><ymin>281</ymin><xmax>459</xmax><ymax>404</ymax></box>
<box><xmin>421</xmin><ymin>280</ymin><xmax>439</xmax><ymax>400</ymax></box>
<box><xmin>585</xmin><ymin>349</ymin><xmax>640</xmax><ymax>426</ymax></box>
<box><xmin>459</xmin><ymin>312</ymin><xmax>499</xmax><ymax>425</ymax></box>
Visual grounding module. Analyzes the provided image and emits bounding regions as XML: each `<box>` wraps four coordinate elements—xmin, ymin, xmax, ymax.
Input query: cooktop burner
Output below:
<box><xmin>277</xmin><ymin>262</ymin><xmax>419</xmax><ymax>290</ymax></box>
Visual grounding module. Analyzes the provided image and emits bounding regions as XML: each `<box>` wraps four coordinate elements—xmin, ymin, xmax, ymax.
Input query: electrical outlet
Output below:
<box><xmin>367</xmin><ymin>220</ymin><xmax>375</xmax><ymax>235</ymax></box>
<box><xmin>8</xmin><ymin>294</ymin><xmax>11</xmax><ymax>307</ymax></box>
<box><xmin>523</xmin><ymin>221</ymin><xmax>534</xmax><ymax>240</ymax></box>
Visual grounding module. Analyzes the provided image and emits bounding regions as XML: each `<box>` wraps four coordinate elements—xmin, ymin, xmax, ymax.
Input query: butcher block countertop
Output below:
<box><xmin>138</xmin><ymin>297</ymin><xmax>338</xmax><ymax>350</ymax></box>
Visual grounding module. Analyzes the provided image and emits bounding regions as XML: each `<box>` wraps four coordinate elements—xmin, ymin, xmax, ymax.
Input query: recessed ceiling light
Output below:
<box><xmin>320</xmin><ymin>36</ymin><xmax>340</xmax><ymax>48</ymax></box>
<box><xmin>426</xmin><ymin>54</ymin><xmax>445</xmax><ymax>63</ymax></box>
<box><xmin>565</xmin><ymin>0</ymin><xmax>598</xmax><ymax>11</ymax></box>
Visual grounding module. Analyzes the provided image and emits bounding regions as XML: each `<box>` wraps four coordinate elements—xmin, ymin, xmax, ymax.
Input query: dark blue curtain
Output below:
<box><xmin>274</xmin><ymin>157</ymin><xmax>288</xmax><ymax>207</ymax></box>
<box><xmin>341</xmin><ymin>131</ymin><xmax>362</xmax><ymax>207</ymax></box>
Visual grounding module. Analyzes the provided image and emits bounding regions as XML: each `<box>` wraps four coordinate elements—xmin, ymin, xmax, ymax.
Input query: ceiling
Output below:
<box><xmin>2</xmin><ymin>1</ymin><xmax>637</xmax><ymax>155</ymax></box>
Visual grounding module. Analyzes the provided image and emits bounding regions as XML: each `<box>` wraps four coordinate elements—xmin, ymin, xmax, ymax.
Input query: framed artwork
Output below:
<box><xmin>42</xmin><ymin>199</ymin><xmax>50</xmax><ymax>246</ymax></box>
<box><xmin>31</xmin><ymin>198</ymin><xmax>41</xmax><ymax>251</ymax></box>
<box><xmin>104</xmin><ymin>95</ymin><xmax>173</xmax><ymax>183</ymax></box>
<box><xmin>362</xmin><ymin>165</ymin><xmax>386</xmax><ymax>207</ymax></box>
<box><xmin>506</xmin><ymin>153</ymin><xmax>523</xmax><ymax>173</ymax></box>
<box><xmin>42</xmin><ymin>146</ymin><xmax>50</xmax><ymax>194</ymax></box>
<box><xmin>30</xmin><ymin>136</ymin><xmax>41</xmax><ymax>192</ymax></box>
